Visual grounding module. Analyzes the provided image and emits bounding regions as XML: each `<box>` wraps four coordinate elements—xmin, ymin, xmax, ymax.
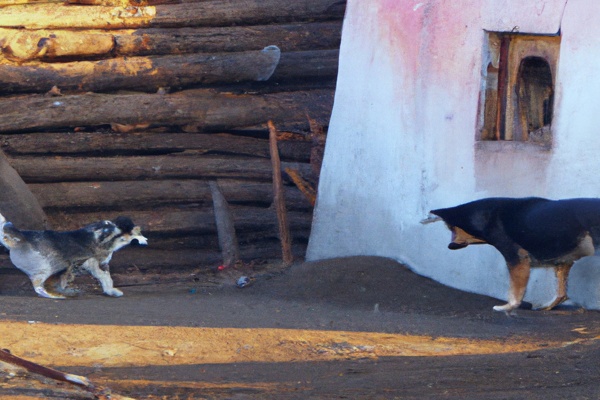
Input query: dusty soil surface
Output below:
<box><xmin>1</xmin><ymin>256</ymin><xmax>600</xmax><ymax>399</ymax></box>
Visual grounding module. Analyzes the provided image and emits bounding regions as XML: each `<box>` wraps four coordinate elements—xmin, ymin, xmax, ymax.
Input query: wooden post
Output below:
<box><xmin>209</xmin><ymin>180</ymin><xmax>239</xmax><ymax>268</ymax></box>
<box><xmin>268</xmin><ymin>120</ymin><xmax>293</xmax><ymax>265</ymax></box>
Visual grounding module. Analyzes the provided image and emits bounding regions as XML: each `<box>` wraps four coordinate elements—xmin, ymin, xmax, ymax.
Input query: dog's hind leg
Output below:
<box><xmin>30</xmin><ymin>275</ymin><xmax>66</xmax><ymax>299</ymax></box>
<box><xmin>537</xmin><ymin>263</ymin><xmax>573</xmax><ymax>310</ymax></box>
<box><xmin>493</xmin><ymin>251</ymin><xmax>531</xmax><ymax>313</ymax></box>
<box><xmin>81</xmin><ymin>258</ymin><xmax>123</xmax><ymax>297</ymax></box>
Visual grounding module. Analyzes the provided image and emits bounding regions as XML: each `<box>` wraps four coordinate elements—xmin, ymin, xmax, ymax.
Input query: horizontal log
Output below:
<box><xmin>44</xmin><ymin>207</ymin><xmax>313</xmax><ymax>237</ymax></box>
<box><xmin>0</xmin><ymin>0</ymin><xmax>63</xmax><ymax>5</ymax></box>
<box><xmin>30</xmin><ymin>179</ymin><xmax>314</xmax><ymax>210</ymax></box>
<box><xmin>0</xmin><ymin>4</ymin><xmax>156</xmax><ymax>29</ymax></box>
<box><xmin>9</xmin><ymin>154</ymin><xmax>266</xmax><ymax>182</ymax></box>
<box><xmin>0</xmin><ymin>132</ymin><xmax>312</xmax><ymax>162</ymax></box>
<box><xmin>151</xmin><ymin>1</ymin><xmax>345</xmax><ymax>28</ymax></box>
<box><xmin>0</xmin><ymin>22</ymin><xmax>341</xmax><ymax>61</ymax></box>
<box><xmin>107</xmin><ymin>241</ymin><xmax>308</xmax><ymax>272</ymax></box>
<box><xmin>0</xmin><ymin>29</ymin><xmax>114</xmax><ymax>61</ymax></box>
<box><xmin>0</xmin><ymin>89</ymin><xmax>333</xmax><ymax>133</ymax></box>
<box><xmin>0</xmin><ymin>47</ymin><xmax>282</xmax><ymax>93</ymax></box>
<box><xmin>114</xmin><ymin>22</ymin><xmax>342</xmax><ymax>55</ymax></box>
<box><xmin>0</xmin><ymin>0</ymin><xmax>345</xmax><ymax>29</ymax></box>
<box><xmin>67</xmin><ymin>0</ymin><xmax>145</xmax><ymax>6</ymax></box>
<box><xmin>8</xmin><ymin>153</ymin><xmax>310</xmax><ymax>183</ymax></box>
<box><xmin>272</xmin><ymin>49</ymin><xmax>339</xmax><ymax>81</ymax></box>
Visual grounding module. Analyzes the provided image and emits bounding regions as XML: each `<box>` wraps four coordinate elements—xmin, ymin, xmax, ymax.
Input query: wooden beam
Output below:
<box><xmin>0</xmin><ymin>0</ymin><xmax>345</xmax><ymax>30</ymax></box>
<box><xmin>7</xmin><ymin>154</ymin><xmax>283</xmax><ymax>183</ymax></box>
<box><xmin>0</xmin><ymin>47</ymin><xmax>281</xmax><ymax>93</ymax></box>
<box><xmin>0</xmin><ymin>29</ymin><xmax>115</xmax><ymax>61</ymax></box>
<box><xmin>30</xmin><ymin>179</ymin><xmax>313</xmax><ymax>211</ymax></box>
<box><xmin>0</xmin><ymin>89</ymin><xmax>333</xmax><ymax>133</ymax></box>
<box><xmin>0</xmin><ymin>132</ymin><xmax>312</xmax><ymax>162</ymax></box>
<box><xmin>0</xmin><ymin>4</ymin><xmax>156</xmax><ymax>29</ymax></box>
<box><xmin>43</xmin><ymin>207</ymin><xmax>313</xmax><ymax>237</ymax></box>
<box><xmin>150</xmin><ymin>0</ymin><xmax>346</xmax><ymax>28</ymax></box>
<box><xmin>113</xmin><ymin>22</ymin><xmax>342</xmax><ymax>55</ymax></box>
<box><xmin>272</xmin><ymin>49</ymin><xmax>339</xmax><ymax>81</ymax></box>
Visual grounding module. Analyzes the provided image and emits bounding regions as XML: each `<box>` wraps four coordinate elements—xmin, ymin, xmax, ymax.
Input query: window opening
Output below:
<box><xmin>479</xmin><ymin>32</ymin><xmax>560</xmax><ymax>145</ymax></box>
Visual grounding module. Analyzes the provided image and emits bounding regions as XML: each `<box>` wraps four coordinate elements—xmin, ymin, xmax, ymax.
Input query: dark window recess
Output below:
<box><xmin>478</xmin><ymin>32</ymin><xmax>560</xmax><ymax>145</ymax></box>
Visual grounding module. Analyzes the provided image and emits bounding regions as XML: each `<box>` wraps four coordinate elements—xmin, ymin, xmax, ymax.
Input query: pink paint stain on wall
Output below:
<box><xmin>374</xmin><ymin>0</ymin><xmax>426</xmax><ymax>78</ymax></box>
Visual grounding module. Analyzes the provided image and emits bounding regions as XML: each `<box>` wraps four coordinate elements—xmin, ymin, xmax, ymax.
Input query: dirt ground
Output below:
<box><xmin>1</xmin><ymin>256</ymin><xmax>600</xmax><ymax>399</ymax></box>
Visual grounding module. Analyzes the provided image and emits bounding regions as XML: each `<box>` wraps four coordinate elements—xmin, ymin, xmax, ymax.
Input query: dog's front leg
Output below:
<box><xmin>81</xmin><ymin>258</ymin><xmax>123</xmax><ymax>297</ymax></box>
<box><xmin>493</xmin><ymin>251</ymin><xmax>531</xmax><ymax>313</ymax></box>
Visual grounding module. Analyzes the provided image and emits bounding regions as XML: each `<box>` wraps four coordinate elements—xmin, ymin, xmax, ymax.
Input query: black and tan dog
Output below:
<box><xmin>0</xmin><ymin>213</ymin><xmax>147</xmax><ymax>298</ymax></box>
<box><xmin>424</xmin><ymin>197</ymin><xmax>600</xmax><ymax>312</ymax></box>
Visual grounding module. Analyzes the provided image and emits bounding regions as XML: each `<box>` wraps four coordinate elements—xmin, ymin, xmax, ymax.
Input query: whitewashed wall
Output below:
<box><xmin>308</xmin><ymin>0</ymin><xmax>600</xmax><ymax>309</ymax></box>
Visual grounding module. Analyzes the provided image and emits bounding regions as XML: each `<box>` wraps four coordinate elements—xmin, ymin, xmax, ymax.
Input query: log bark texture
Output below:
<box><xmin>0</xmin><ymin>47</ymin><xmax>283</xmax><ymax>93</ymax></box>
<box><xmin>0</xmin><ymin>0</ymin><xmax>338</xmax><ymax>270</ymax></box>
<box><xmin>0</xmin><ymin>22</ymin><xmax>340</xmax><ymax>61</ymax></box>
<box><xmin>0</xmin><ymin>89</ymin><xmax>332</xmax><ymax>133</ymax></box>
<box><xmin>0</xmin><ymin>132</ymin><xmax>312</xmax><ymax>161</ymax></box>
<box><xmin>113</xmin><ymin>22</ymin><xmax>342</xmax><ymax>55</ymax></box>
<box><xmin>0</xmin><ymin>0</ymin><xmax>345</xmax><ymax>29</ymax></box>
<box><xmin>29</xmin><ymin>180</ymin><xmax>313</xmax><ymax>210</ymax></box>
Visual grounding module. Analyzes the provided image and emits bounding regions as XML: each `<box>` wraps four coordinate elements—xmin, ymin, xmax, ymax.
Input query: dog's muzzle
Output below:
<box><xmin>134</xmin><ymin>235</ymin><xmax>148</xmax><ymax>246</ymax></box>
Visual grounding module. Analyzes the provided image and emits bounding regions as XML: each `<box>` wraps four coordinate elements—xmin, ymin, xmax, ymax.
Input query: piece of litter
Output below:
<box><xmin>237</xmin><ymin>276</ymin><xmax>251</xmax><ymax>288</ymax></box>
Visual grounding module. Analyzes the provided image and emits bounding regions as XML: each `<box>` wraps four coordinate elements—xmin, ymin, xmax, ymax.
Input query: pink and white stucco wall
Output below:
<box><xmin>307</xmin><ymin>0</ymin><xmax>600</xmax><ymax>309</ymax></box>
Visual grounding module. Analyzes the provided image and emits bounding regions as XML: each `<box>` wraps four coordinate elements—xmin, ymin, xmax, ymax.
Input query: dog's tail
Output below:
<box><xmin>0</xmin><ymin>213</ymin><xmax>24</xmax><ymax>249</ymax></box>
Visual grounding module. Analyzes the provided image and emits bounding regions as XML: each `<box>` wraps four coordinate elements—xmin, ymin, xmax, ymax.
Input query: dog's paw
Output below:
<box><xmin>534</xmin><ymin>296</ymin><xmax>568</xmax><ymax>311</ymax></box>
<box><xmin>105</xmin><ymin>288</ymin><xmax>123</xmax><ymax>297</ymax></box>
<box><xmin>35</xmin><ymin>287</ymin><xmax>66</xmax><ymax>299</ymax></box>
<box><xmin>493</xmin><ymin>303</ymin><xmax>518</xmax><ymax>313</ymax></box>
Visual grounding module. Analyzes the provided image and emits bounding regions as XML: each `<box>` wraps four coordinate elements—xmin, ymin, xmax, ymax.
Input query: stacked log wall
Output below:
<box><xmin>0</xmin><ymin>0</ymin><xmax>344</xmax><ymax>276</ymax></box>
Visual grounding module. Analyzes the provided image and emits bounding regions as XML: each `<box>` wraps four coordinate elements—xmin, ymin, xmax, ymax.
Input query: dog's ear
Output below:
<box><xmin>113</xmin><ymin>216</ymin><xmax>135</xmax><ymax>233</ymax></box>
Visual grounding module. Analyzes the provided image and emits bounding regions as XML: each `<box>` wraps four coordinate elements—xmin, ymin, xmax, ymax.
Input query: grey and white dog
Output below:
<box><xmin>0</xmin><ymin>213</ymin><xmax>147</xmax><ymax>299</ymax></box>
